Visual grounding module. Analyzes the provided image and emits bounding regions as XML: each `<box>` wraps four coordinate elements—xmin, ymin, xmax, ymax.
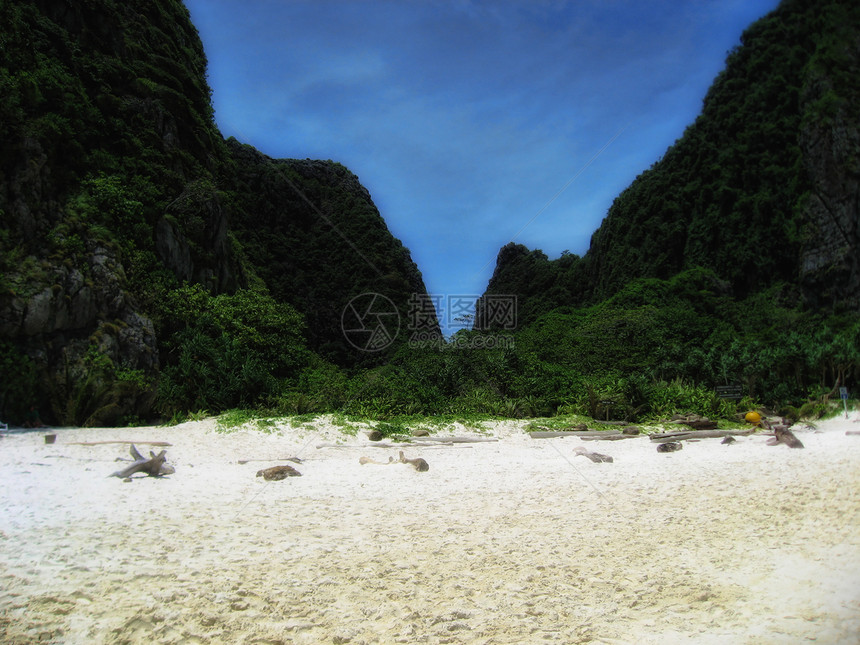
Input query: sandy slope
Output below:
<box><xmin>1</xmin><ymin>413</ymin><xmax>858</xmax><ymax>644</ymax></box>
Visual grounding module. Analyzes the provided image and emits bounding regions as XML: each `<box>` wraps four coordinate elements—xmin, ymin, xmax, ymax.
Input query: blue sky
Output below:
<box><xmin>184</xmin><ymin>0</ymin><xmax>781</xmax><ymax>334</ymax></box>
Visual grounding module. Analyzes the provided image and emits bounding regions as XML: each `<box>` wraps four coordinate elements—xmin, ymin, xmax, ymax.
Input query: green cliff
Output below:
<box><xmin>479</xmin><ymin>0</ymin><xmax>860</xmax><ymax>328</ymax></box>
<box><xmin>0</xmin><ymin>0</ymin><xmax>436</xmax><ymax>425</ymax></box>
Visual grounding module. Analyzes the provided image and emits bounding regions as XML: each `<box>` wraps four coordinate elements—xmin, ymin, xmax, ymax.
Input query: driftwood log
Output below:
<box><xmin>359</xmin><ymin>455</ymin><xmax>395</xmax><ymax>465</ymax></box>
<box><xmin>366</xmin><ymin>431</ymin><xmax>496</xmax><ymax>443</ymax></box>
<box><xmin>761</xmin><ymin>419</ymin><xmax>804</xmax><ymax>449</ymax></box>
<box><xmin>669</xmin><ymin>414</ymin><xmax>719</xmax><ymax>430</ymax></box>
<box><xmin>320</xmin><ymin>441</ymin><xmax>445</xmax><ymax>449</ymax></box>
<box><xmin>398</xmin><ymin>451</ymin><xmax>429</xmax><ymax>471</ymax></box>
<box><xmin>529</xmin><ymin>431</ymin><xmax>639</xmax><ymax>440</ymax></box>
<box><xmin>573</xmin><ymin>446</ymin><xmax>613</xmax><ymax>463</ymax></box>
<box><xmin>679</xmin><ymin>419</ymin><xmax>719</xmax><ymax>430</ymax></box>
<box><xmin>359</xmin><ymin>452</ymin><xmax>429</xmax><ymax>471</ymax></box>
<box><xmin>406</xmin><ymin>436</ymin><xmax>496</xmax><ymax>443</ymax></box>
<box><xmin>71</xmin><ymin>440</ymin><xmax>172</xmax><ymax>447</ymax></box>
<box><xmin>767</xmin><ymin>426</ymin><xmax>805</xmax><ymax>449</ymax></box>
<box><xmin>110</xmin><ymin>444</ymin><xmax>175</xmax><ymax>479</ymax></box>
<box><xmin>317</xmin><ymin>436</ymin><xmax>495</xmax><ymax>449</ymax></box>
<box><xmin>649</xmin><ymin>429</ymin><xmax>755</xmax><ymax>443</ymax></box>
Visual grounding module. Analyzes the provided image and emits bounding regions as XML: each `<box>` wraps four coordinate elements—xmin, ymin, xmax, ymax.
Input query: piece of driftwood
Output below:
<box><xmin>580</xmin><ymin>434</ymin><xmax>642</xmax><ymax>441</ymax></box>
<box><xmin>667</xmin><ymin>413</ymin><xmax>719</xmax><ymax>430</ymax></box>
<box><xmin>110</xmin><ymin>444</ymin><xmax>175</xmax><ymax>479</ymax></box>
<box><xmin>398</xmin><ymin>450</ymin><xmax>429</xmax><ymax>471</ymax></box>
<box><xmin>650</xmin><ymin>429</ymin><xmax>754</xmax><ymax>442</ymax></box>
<box><xmin>846</xmin><ymin>430</ymin><xmax>860</xmax><ymax>436</ymax></box>
<box><xmin>71</xmin><ymin>440</ymin><xmax>172</xmax><ymax>447</ymax></box>
<box><xmin>366</xmin><ymin>430</ymin><xmax>482</xmax><ymax>442</ymax></box>
<box><xmin>657</xmin><ymin>442</ymin><xmax>683</xmax><ymax>453</ymax></box>
<box><xmin>761</xmin><ymin>419</ymin><xmax>804</xmax><ymax>449</ymax></box>
<box><xmin>318</xmin><ymin>441</ymin><xmax>443</xmax><ymax>449</ymax></box>
<box><xmin>359</xmin><ymin>455</ymin><xmax>395</xmax><ymax>465</ymax></box>
<box><xmin>573</xmin><ymin>446</ymin><xmax>613</xmax><ymax>463</ymax></box>
<box><xmin>238</xmin><ymin>457</ymin><xmax>303</xmax><ymax>465</ymax></box>
<box><xmin>530</xmin><ymin>430</ymin><xmax>608</xmax><ymax>438</ymax></box>
<box><xmin>651</xmin><ymin>433</ymin><xmax>706</xmax><ymax>443</ymax></box>
<box><xmin>680</xmin><ymin>419</ymin><xmax>719</xmax><ymax>430</ymax></box>
<box><xmin>256</xmin><ymin>464</ymin><xmax>302</xmax><ymax>480</ymax></box>
<box><xmin>767</xmin><ymin>426</ymin><xmax>804</xmax><ymax>449</ymax></box>
<box><xmin>408</xmin><ymin>436</ymin><xmax>496</xmax><ymax>443</ymax></box>
<box><xmin>359</xmin><ymin>452</ymin><xmax>430</xmax><ymax>471</ymax></box>
<box><xmin>317</xmin><ymin>436</ymin><xmax>494</xmax><ymax>449</ymax></box>
<box><xmin>530</xmin><ymin>431</ymin><xmax>639</xmax><ymax>439</ymax></box>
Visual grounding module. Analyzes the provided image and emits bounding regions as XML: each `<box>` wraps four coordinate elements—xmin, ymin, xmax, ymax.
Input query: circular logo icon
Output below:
<box><xmin>341</xmin><ymin>293</ymin><xmax>400</xmax><ymax>352</ymax></box>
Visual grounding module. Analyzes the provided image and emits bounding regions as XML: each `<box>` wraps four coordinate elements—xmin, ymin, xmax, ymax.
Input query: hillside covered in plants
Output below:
<box><xmin>464</xmin><ymin>0</ymin><xmax>859</xmax><ymax>416</ymax></box>
<box><xmin>0</xmin><ymin>0</ymin><xmax>857</xmax><ymax>428</ymax></box>
<box><xmin>479</xmin><ymin>0</ymin><xmax>859</xmax><ymax>320</ymax></box>
<box><xmin>0</xmin><ymin>0</ymin><xmax>436</xmax><ymax>426</ymax></box>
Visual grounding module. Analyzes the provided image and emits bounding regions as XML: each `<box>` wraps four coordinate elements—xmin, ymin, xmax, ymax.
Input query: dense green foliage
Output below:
<box><xmin>459</xmin><ymin>0</ymin><xmax>860</xmax><ymax>419</ymax></box>
<box><xmin>0</xmin><ymin>0</ymin><xmax>435</xmax><ymax>425</ymax></box>
<box><xmin>275</xmin><ymin>268</ymin><xmax>857</xmax><ymax>422</ymax></box>
<box><xmin>154</xmin><ymin>284</ymin><xmax>309</xmax><ymax>415</ymax></box>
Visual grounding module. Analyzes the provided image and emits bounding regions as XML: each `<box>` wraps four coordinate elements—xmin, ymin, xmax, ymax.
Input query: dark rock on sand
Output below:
<box><xmin>257</xmin><ymin>465</ymin><xmax>302</xmax><ymax>480</ymax></box>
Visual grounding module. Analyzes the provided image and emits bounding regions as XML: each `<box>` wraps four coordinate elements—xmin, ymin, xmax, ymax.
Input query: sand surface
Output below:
<box><xmin>1</xmin><ymin>413</ymin><xmax>859</xmax><ymax>644</ymax></box>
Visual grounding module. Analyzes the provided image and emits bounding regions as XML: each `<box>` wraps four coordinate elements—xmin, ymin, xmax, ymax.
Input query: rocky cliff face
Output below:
<box><xmin>0</xmin><ymin>0</ymin><xmax>436</xmax><ymax>424</ymax></box>
<box><xmin>797</xmin><ymin>9</ymin><xmax>860</xmax><ymax>310</ymax></box>
<box><xmin>0</xmin><ymin>0</ymin><xmax>243</xmax><ymax>425</ymax></box>
<box><xmin>225</xmin><ymin>140</ymin><xmax>436</xmax><ymax>365</ymax></box>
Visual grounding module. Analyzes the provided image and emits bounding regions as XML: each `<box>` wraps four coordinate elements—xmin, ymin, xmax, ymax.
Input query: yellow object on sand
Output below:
<box><xmin>745</xmin><ymin>411</ymin><xmax>762</xmax><ymax>425</ymax></box>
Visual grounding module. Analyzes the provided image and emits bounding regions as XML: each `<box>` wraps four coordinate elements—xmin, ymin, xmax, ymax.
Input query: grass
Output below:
<box><xmin>215</xmin><ymin>408</ymin><xmax>263</xmax><ymax>433</ymax></box>
<box><xmin>161</xmin><ymin>408</ymin><xmax>211</xmax><ymax>427</ymax></box>
<box><xmin>524</xmin><ymin>414</ymin><xmax>594</xmax><ymax>432</ymax></box>
<box><xmin>814</xmin><ymin>398</ymin><xmax>855</xmax><ymax>421</ymax></box>
<box><xmin>206</xmin><ymin>400</ymin><xmax>830</xmax><ymax>437</ymax></box>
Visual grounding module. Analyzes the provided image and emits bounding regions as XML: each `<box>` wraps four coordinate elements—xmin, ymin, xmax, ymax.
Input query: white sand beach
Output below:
<box><xmin>1</xmin><ymin>413</ymin><xmax>859</xmax><ymax>644</ymax></box>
